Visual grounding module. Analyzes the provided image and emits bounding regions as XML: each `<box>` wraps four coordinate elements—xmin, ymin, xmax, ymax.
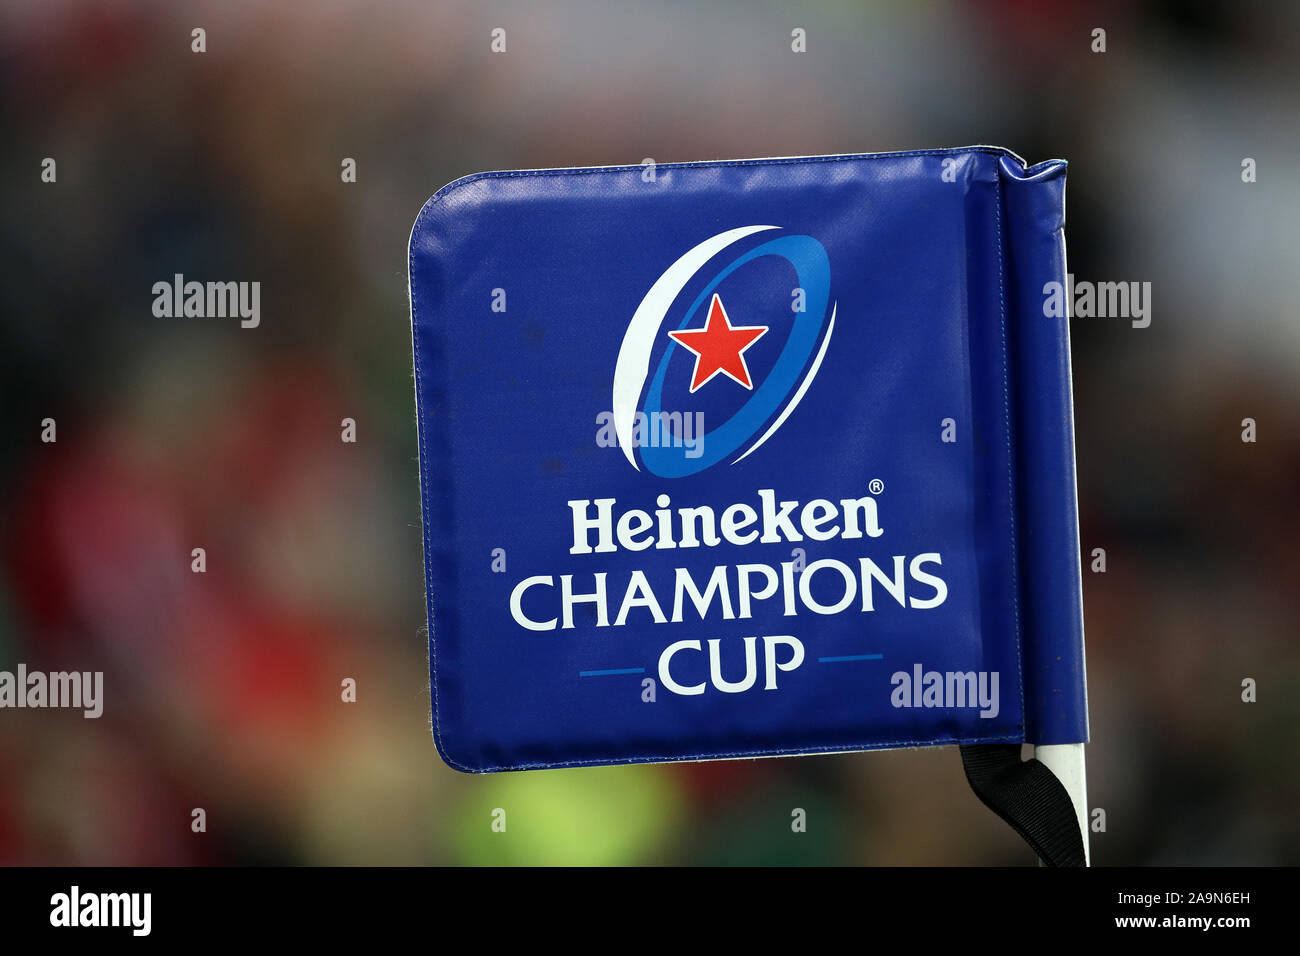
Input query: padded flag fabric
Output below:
<box><xmin>408</xmin><ymin>146</ymin><xmax>1088</xmax><ymax>773</ymax></box>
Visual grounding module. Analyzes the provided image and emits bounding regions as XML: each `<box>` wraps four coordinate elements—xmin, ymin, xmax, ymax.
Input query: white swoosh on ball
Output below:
<box><xmin>613</xmin><ymin>225</ymin><xmax>779</xmax><ymax>469</ymax></box>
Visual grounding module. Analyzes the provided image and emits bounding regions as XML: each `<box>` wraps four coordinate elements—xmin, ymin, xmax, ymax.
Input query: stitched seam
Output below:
<box><xmin>450</xmin><ymin>732</ymin><xmax>1025</xmax><ymax>774</ymax></box>
<box><xmin>993</xmin><ymin>171</ymin><xmax>1027</xmax><ymax>727</ymax></box>
<box><xmin>409</xmin><ymin>195</ymin><xmax>476</xmax><ymax>773</ymax></box>
<box><xmin>431</xmin><ymin>146</ymin><xmax>1029</xmax><ymax>204</ymax></box>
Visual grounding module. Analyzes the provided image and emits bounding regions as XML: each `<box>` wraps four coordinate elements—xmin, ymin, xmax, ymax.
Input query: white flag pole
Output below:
<box><xmin>1033</xmin><ymin>742</ymin><xmax>1090</xmax><ymax>865</ymax></box>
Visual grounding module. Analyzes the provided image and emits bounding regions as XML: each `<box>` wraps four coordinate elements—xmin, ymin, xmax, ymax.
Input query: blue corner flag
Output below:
<box><xmin>407</xmin><ymin>148</ymin><xmax>1088</xmax><ymax>820</ymax></box>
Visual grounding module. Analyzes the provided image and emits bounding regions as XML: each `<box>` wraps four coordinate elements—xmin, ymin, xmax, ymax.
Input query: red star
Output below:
<box><xmin>667</xmin><ymin>294</ymin><xmax>769</xmax><ymax>393</ymax></box>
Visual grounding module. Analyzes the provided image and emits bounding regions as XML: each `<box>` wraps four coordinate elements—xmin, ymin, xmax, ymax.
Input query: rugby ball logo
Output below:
<box><xmin>612</xmin><ymin>225</ymin><xmax>836</xmax><ymax>477</ymax></box>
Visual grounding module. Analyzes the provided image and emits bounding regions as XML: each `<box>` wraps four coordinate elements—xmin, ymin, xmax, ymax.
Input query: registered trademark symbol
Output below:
<box><xmin>869</xmin><ymin>478</ymin><xmax>884</xmax><ymax>494</ymax></box>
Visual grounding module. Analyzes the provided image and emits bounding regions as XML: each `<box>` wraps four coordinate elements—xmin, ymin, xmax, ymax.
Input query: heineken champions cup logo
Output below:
<box><xmin>502</xmin><ymin>227</ymin><xmax>958</xmax><ymax>698</ymax></box>
<box><xmin>611</xmin><ymin>225</ymin><xmax>837</xmax><ymax>477</ymax></box>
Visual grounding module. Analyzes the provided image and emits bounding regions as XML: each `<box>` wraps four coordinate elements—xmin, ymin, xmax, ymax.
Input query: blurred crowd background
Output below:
<box><xmin>1</xmin><ymin>0</ymin><xmax>1297</xmax><ymax>865</ymax></box>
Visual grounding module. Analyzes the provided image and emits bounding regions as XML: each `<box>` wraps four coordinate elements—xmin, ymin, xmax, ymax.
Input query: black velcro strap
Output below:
<box><xmin>959</xmin><ymin>744</ymin><xmax>1086</xmax><ymax>867</ymax></box>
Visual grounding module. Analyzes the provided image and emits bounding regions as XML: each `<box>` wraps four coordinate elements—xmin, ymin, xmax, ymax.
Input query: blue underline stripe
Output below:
<box><xmin>818</xmin><ymin>654</ymin><xmax>884</xmax><ymax>663</ymax></box>
<box><xmin>579</xmin><ymin>667</ymin><xmax>646</xmax><ymax>677</ymax></box>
